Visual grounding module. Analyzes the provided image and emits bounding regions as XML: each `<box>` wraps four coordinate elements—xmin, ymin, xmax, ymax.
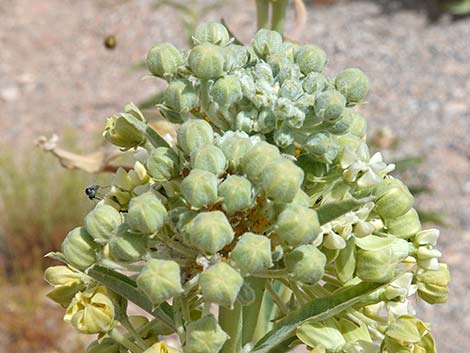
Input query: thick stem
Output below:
<box><xmin>271</xmin><ymin>0</ymin><xmax>289</xmax><ymax>34</ymax></box>
<box><xmin>109</xmin><ymin>328</ymin><xmax>145</xmax><ymax>353</ymax></box>
<box><xmin>219</xmin><ymin>302</ymin><xmax>243</xmax><ymax>353</ymax></box>
<box><xmin>256</xmin><ymin>0</ymin><xmax>271</xmax><ymax>30</ymax></box>
<box><xmin>120</xmin><ymin>316</ymin><xmax>149</xmax><ymax>350</ymax></box>
<box><xmin>242</xmin><ymin>277</ymin><xmax>266</xmax><ymax>345</ymax></box>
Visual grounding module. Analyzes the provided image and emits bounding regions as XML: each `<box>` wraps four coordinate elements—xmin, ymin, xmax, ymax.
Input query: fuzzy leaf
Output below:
<box><xmin>317</xmin><ymin>198</ymin><xmax>369</xmax><ymax>225</ymax></box>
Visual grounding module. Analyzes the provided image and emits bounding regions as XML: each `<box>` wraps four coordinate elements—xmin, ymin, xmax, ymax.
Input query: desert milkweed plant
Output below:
<box><xmin>44</xmin><ymin>22</ymin><xmax>450</xmax><ymax>353</ymax></box>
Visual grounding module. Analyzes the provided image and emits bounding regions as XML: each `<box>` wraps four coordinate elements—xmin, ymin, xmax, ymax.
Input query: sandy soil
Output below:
<box><xmin>0</xmin><ymin>0</ymin><xmax>469</xmax><ymax>352</ymax></box>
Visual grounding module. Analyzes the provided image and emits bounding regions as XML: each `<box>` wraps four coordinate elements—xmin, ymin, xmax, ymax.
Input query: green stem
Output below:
<box><xmin>242</xmin><ymin>278</ymin><xmax>266</xmax><ymax>345</ymax></box>
<box><xmin>271</xmin><ymin>0</ymin><xmax>289</xmax><ymax>34</ymax></box>
<box><xmin>253</xmin><ymin>269</ymin><xmax>289</xmax><ymax>279</ymax></box>
<box><xmin>219</xmin><ymin>302</ymin><xmax>243</xmax><ymax>353</ymax></box>
<box><xmin>265</xmin><ymin>280</ymin><xmax>288</xmax><ymax>315</ymax></box>
<box><xmin>256</xmin><ymin>0</ymin><xmax>271</xmax><ymax>30</ymax></box>
<box><xmin>120</xmin><ymin>316</ymin><xmax>149</xmax><ymax>350</ymax></box>
<box><xmin>109</xmin><ymin>328</ymin><xmax>144</xmax><ymax>353</ymax></box>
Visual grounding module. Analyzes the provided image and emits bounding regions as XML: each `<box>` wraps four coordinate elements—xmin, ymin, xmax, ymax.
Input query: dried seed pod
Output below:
<box><xmin>84</xmin><ymin>204</ymin><xmax>122</xmax><ymax>244</ymax></box>
<box><xmin>188</xmin><ymin>43</ymin><xmax>225</xmax><ymax>80</ymax></box>
<box><xmin>261</xmin><ymin>158</ymin><xmax>304</xmax><ymax>203</ymax></box>
<box><xmin>218</xmin><ymin>175</ymin><xmax>254</xmax><ymax>214</ymax></box>
<box><xmin>275</xmin><ymin>205</ymin><xmax>320</xmax><ymax>246</ymax></box>
<box><xmin>284</xmin><ymin>245</ymin><xmax>326</xmax><ymax>284</ymax></box>
<box><xmin>146</xmin><ymin>147</ymin><xmax>180</xmax><ymax>182</ymax></box>
<box><xmin>230</xmin><ymin>232</ymin><xmax>273</xmax><ymax>274</ymax></box>
<box><xmin>62</xmin><ymin>227</ymin><xmax>98</xmax><ymax>270</ymax></box>
<box><xmin>147</xmin><ymin>43</ymin><xmax>183</xmax><ymax>79</ymax></box>
<box><xmin>136</xmin><ymin>259</ymin><xmax>183</xmax><ymax>306</ymax></box>
<box><xmin>180</xmin><ymin>169</ymin><xmax>218</xmax><ymax>209</ymax></box>
<box><xmin>127</xmin><ymin>192</ymin><xmax>168</xmax><ymax>235</ymax></box>
<box><xmin>193</xmin><ymin>22</ymin><xmax>230</xmax><ymax>46</ymax></box>
<box><xmin>199</xmin><ymin>262</ymin><xmax>243</xmax><ymax>307</ymax></box>
<box><xmin>183</xmin><ymin>211</ymin><xmax>234</xmax><ymax>254</ymax></box>
<box><xmin>335</xmin><ymin>68</ymin><xmax>369</xmax><ymax>104</ymax></box>
<box><xmin>177</xmin><ymin>119</ymin><xmax>214</xmax><ymax>155</ymax></box>
<box><xmin>295</xmin><ymin>44</ymin><xmax>328</xmax><ymax>74</ymax></box>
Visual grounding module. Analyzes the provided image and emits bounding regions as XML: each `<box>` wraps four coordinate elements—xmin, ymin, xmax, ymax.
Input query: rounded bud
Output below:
<box><xmin>252</xmin><ymin>28</ymin><xmax>283</xmax><ymax>58</ymax></box>
<box><xmin>109</xmin><ymin>223</ymin><xmax>147</xmax><ymax>262</ymax></box>
<box><xmin>275</xmin><ymin>205</ymin><xmax>320</xmax><ymax>246</ymax></box>
<box><xmin>177</xmin><ymin>119</ymin><xmax>214</xmax><ymax>155</ymax></box>
<box><xmin>240</xmin><ymin>141</ymin><xmax>280</xmax><ymax>181</ymax></box>
<box><xmin>136</xmin><ymin>259</ymin><xmax>183</xmax><ymax>306</ymax></box>
<box><xmin>45</xmin><ymin>266</ymin><xmax>88</xmax><ymax>306</ymax></box>
<box><xmin>181</xmin><ymin>169</ymin><xmax>218</xmax><ymax>209</ymax></box>
<box><xmin>314</xmin><ymin>90</ymin><xmax>346</xmax><ymax>123</ymax></box>
<box><xmin>190</xmin><ymin>145</ymin><xmax>227</xmax><ymax>176</ymax></box>
<box><xmin>385</xmin><ymin>208</ymin><xmax>421</xmax><ymax>239</ymax></box>
<box><xmin>185</xmin><ymin>315</ymin><xmax>228</xmax><ymax>353</ymax></box>
<box><xmin>146</xmin><ymin>147</ymin><xmax>179</xmax><ymax>182</ymax></box>
<box><xmin>223</xmin><ymin>44</ymin><xmax>249</xmax><ymax>71</ymax></box>
<box><xmin>295</xmin><ymin>44</ymin><xmax>328</xmax><ymax>74</ymax></box>
<box><xmin>193</xmin><ymin>22</ymin><xmax>230</xmax><ymax>46</ymax></box>
<box><xmin>199</xmin><ymin>262</ymin><xmax>243</xmax><ymax>307</ymax></box>
<box><xmin>255</xmin><ymin>109</ymin><xmax>277</xmax><ymax>133</ymax></box>
<box><xmin>335</xmin><ymin>68</ymin><xmax>369</xmax><ymax>104</ymax></box>
<box><xmin>84</xmin><ymin>205</ymin><xmax>122</xmax><ymax>244</ymax></box>
<box><xmin>87</xmin><ymin>338</ymin><xmax>120</xmax><ymax>353</ymax></box>
<box><xmin>217</xmin><ymin>131</ymin><xmax>253</xmax><ymax>171</ymax></box>
<box><xmin>273</xmin><ymin>125</ymin><xmax>295</xmax><ymax>147</ymax></box>
<box><xmin>324</xmin><ymin>108</ymin><xmax>358</xmax><ymax>135</ymax></box>
<box><xmin>261</xmin><ymin>158</ymin><xmax>304</xmax><ymax>203</ymax></box>
<box><xmin>415</xmin><ymin>264</ymin><xmax>450</xmax><ymax>304</ymax></box>
<box><xmin>168</xmin><ymin>207</ymin><xmax>197</xmax><ymax>232</ymax></box>
<box><xmin>62</xmin><ymin>227</ymin><xmax>98</xmax><ymax>270</ymax></box>
<box><xmin>147</xmin><ymin>43</ymin><xmax>183</xmax><ymax>78</ymax></box>
<box><xmin>302</xmin><ymin>72</ymin><xmax>328</xmax><ymax>94</ymax></box>
<box><xmin>375</xmin><ymin>180</ymin><xmax>414</xmax><ymax>220</ymax></box>
<box><xmin>231</xmin><ymin>232</ymin><xmax>273</xmax><ymax>274</ymax></box>
<box><xmin>183</xmin><ymin>211</ymin><xmax>234</xmax><ymax>254</ymax></box>
<box><xmin>188</xmin><ymin>43</ymin><xmax>225</xmax><ymax>80</ymax></box>
<box><xmin>284</xmin><ymin>245</ymin><xmax>326</xmax><ymax>284</ymax></box>
<box><xmin>163</xmin><ymin>79</ymin><xmax>199</xmax><ymax>114</ymax></box>
<box><xmin>127</xmin><ymin>192</ymin><xmax>168</xmax><ymax>235</ymax></box>
<box><xmin>210</xmin><ymin>75</ymin><xmax>243</xmax><ymax>110</ymax></box>
<box><xmin>219</xmin><ymin>175</ymin><xmax>254</xmax><ymax>214</ymax></box>
<box><xmin>104</xmin><ymin>113</ymin><xmax>146</xmax><ymax>149</ymax></box>
<box><xmin>279</xmin><ymin>79</ymin><xmax>303</xmax><ymax>100</ymax></box>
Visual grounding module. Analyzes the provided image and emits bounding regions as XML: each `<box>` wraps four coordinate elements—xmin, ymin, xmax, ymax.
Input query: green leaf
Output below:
<box><xmin>125</xmin><ymin>114</ymin><xmax>170</xmax><ymax>149</ymax></box>
<box><xmin>335</xmin><ymin>237</ymin><xmax>356</xmax><ymax>283</ymax></box>
<box><xmin>316</xmin><ymin>198</ymin><xmax>369</xmax><ymax>225</ymax></box>
<box><xmin>45</xmin><ymin>251</ymin><xmax>67</xmax><ymax>263</ymax></box>
<box><xmin>87</xmin><ymin>265</ymin><xmax>175</xmax><ymax>330</ymax></box>
<box><xmin>250</xmin><ymin>281</ymin><xmax>383</xmax><ymax>353</ymax></box>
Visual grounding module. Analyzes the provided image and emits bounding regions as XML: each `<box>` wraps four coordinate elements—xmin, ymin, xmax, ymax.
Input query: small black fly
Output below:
<box><xmin>85</xmin><ymin>185</ymin><xmax>110</xmax><ymax>201</ymax></box>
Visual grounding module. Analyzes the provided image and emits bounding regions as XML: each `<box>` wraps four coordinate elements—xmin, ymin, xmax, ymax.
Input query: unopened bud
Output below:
<box><xmin>285</xmin><ymin>245</ymin><xmax>326</xmax><ymax>284</ymax></box>
<box><xmin>231</xmin><ymin>232</ymin><xmax>273</xmax><ymax>274</ymax></box>
<box><xmin>199</xmin><ymin>262</ymin><xmax>243</xmax><ymax>307</ymax></box>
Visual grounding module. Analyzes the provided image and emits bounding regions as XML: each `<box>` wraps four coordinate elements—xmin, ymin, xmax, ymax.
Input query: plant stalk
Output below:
<box><xmin>219</xmin><ymin>302</ymin><xmax>243</xmax><ymax>353</ymax></box>
<box><xmin>109</xmin><ymin>328</ymin><xmax>145</xmax><ymax>353</ymax></box>
<box><xmin>271</xmin><ymin>0</ymin><xmax>289</xmax><ymax>34</ymax></box>
<box><xmin>242</xmin><ymin>277</ymin><xmax>266</xmax><ymax>345</ymax></box>
<box><xmin>256</xmin><ymin>0</ymin><xmax>271</xmax><ymax>30</ymax></box>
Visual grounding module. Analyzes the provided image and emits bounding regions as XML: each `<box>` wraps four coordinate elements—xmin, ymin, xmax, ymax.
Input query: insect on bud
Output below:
<box><xmin>199</xmin><ymin>262</ymin><xmax>243</xmax><ymax>307</ymax></box>
<box><xmin>147</xmin><ymin>43</ymin><xmax>183</xmax><ymax>79</ymax></box>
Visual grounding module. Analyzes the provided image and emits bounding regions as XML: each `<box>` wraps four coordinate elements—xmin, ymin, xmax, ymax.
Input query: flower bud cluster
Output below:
<box><xmin>45</xmin><ymin>21</ymin><xmax>449</xmax><ymax>353</ymax></box>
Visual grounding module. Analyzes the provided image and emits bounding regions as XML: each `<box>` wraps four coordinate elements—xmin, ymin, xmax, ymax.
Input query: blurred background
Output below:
<box><xmin>0</xmin><ymin>0</ymin><xmax>468</xmax><ymax>352</ymax></box>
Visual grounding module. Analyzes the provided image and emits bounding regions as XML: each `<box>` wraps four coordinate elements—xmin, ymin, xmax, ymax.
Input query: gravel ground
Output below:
<box><xmin>0</xmin><ymin>0</ymin><xmax>469</xmax><ymax>352</ymax></box>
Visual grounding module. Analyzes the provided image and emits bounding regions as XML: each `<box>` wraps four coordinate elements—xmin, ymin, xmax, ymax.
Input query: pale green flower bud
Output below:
<box><xmin>252</xmin><ymin>28</ymin><xmax>283</xmax><ymax>58</ymax></box>
<box><xmin>223</xmin><ymin>45</ymin><xmax>249</xmax><ymax>71</ymax></box>
<box><xmin>183</xmin><ymin>211</ymin><xmax>234</xmax><ymax>254</ymax></box>
<box><xmin>324</xmin><ymin>108</ymin><xmax>357</xmax><ymax>135</ymax></box>
<box><xmin>64</xmin><ymin>286</ymin><xmax>115</xmax><ymax>334</ymax></box>
<box><xmin>241</xmin><ymin>141</ymin><xmax>280</xmax><ymax>181</ymax></box>
<box><xmin>62</xmin><ymin>227</ymin><xmax>98</xmax><ymax>270</ymax></box>
<box><xmin>267</xmin><ymin>52</ymin><xmax>290</xmax><ymax>77</ymax></box>
<box><xmin>295</xmin><ymin>44</ymin><xmax>328</xmax><ymax>74</ymax></box>
<box><xmin>177</xmin><ymin>119</ymin><xmax>214</xmax><ymax>155</ymax></box>
<box><xmin>375</xmin><ymin>179</ymin><xmax>414</xmax><ymax>220</ymax></box>
<box><xmin>302</xmin><ymin>72</ymin><xmax>328</xmax><ymax>94</ymax></box>
<box><xmin>335</xmin><ymin>68</ymin><xmax>369</xmax><ymax>104</ymax></box>
<box><xmin>181</xmin><ymin>169</ymin><xmax>218</xmax><ymax>209</ymax></box>
<box><xmin>235</xmin><ymin>110</ymin><xmax>255</xmax><ymax>132</ymax></box>
<box><xmin>87</xmin><ymin>338</ymin><xmax>120</xmax><ymax>353</ymax></box>
<box><xmin>84</xmin><ymin>205</ymin><xmax>122</xmax><ymax>244</ymax></box>
<box><xmin>285</xmin><ymin>245</ymin><xmax>326</xmax><ymax>284</ymax></box>
<box><xmin>356</xmin><ymin>238</ymin><xmax>409</xmax><ymax>283</ymax></box>
<box><xmin>255</xmin><ymin>109</ymin><xmax>277</xmax><ymax>133</ymax></box>
<box><xmin>191</xmin><ymin>145</ymin><xmax>227</xmax><ymax>176</ymax></box>
<box><xmin>104</xmin><ymin>113</ymin><xmax>146</xmax><ymax>149</ymax></box>
<box><xmin>383</xmin><ymin>316</ymin><xmax>436</xmax><ymax>353</ymax></box>
<box><xmin>45</xmin><ymin>266</ymin><xmax>88</xmax><ymax>307</ymax></box>
<box><xmin>348</xmin><ymin>111</ymin><xmax>367</xmax><ymax>138</ymax></box>
<box><xmin>109</xmin><ymin>223</ymin><xmax>147</xmax><ymax>262</ymax></box>
<box><xmin>276</xmin><ymin>98</ymin><xmax>305</xmax><ymax>129</ymax></box>
<box><xmin>147</xmin><ymin>43</ymin><xmax>183</xmax><ymax>79</ymax></box>
<box><xmin>188</xmin><ymin>43</ymin><xmax>225</xmax><ymax>80</ymax></box>
<box><xmin>238</xmin><ymin>73</ymin><xmax>256</xmax><ymax>98</ymax></box>
<box><xmin>231</xmin><ymin>232</ymin><xmax>273</xmax><ymax>274</ymax></box>
<box><xmin>385</xmin><ymin>208</ymin><xmax>421</xmax><ymax>239</ymax></box>
<box><xmin>253</xmin><ymin>62</ymin><xmax>274</xmax><ymax>83</ymax></box>
<box><xmin>146</xmin><ymin>147</ymin><xmax>180</xmax><ymax>182</ymax></box>
<box><xmin>219</xmin><ymin>175</ymin><xmax>253</xmax><ymax>214</ymax></box>
<box><xmin>279</xmin><ymin>79</ymin><xmax>303</xmax><ymax>100</ymax></box>
<box><xmin>297</xmin><ymin>319</ymin><xmax>346</xmax><ymax>353</ymax></box>
<box><xmin>415</xmin><ymin>264</ymin><xmax>450</xmax><ymax>304</ymax></box>
<box><xmin>164</xmin><ymin>79</ymin><xmax>199</xmax><ymax>114</ymax></box>
<box><xmin>276</xmin><ymin>63</ymin><xmax>302</xmax><ymax>83</ymax></box>
<box><xmin>273</xmin><ymin>125</ymin><xmax>295</xmax><ymax>147</ymax></box>
<box><xmin>414</xmin><ymin>229</ymin><xmax>439</xmax><ymax>247</ymax></box>
<box><xmin>136</xmin><ymin>259</ymin><xmax>183</xmax><ymax>306</ymax></box>
<box><xmin>199</xmin><ymin>262</ymin><xmax>243</xmax><ymax>307</ymax></box>
<box><xmin>144</xmin><ymin>342</ymin><xmax>181</xmax><ymax>353</ymax></box>
<box><xmin>291</xmin><ymin>189</ymin><xmax>311</xmax><ymax>207</ymax></box>
<box><xmin>275</xmin><ymin>205</ymin><xmax>320</xmax><ymax>246</ymax></box>
<box><xmin>314</xmin><ymin>90</ymin><xmax>346</xmax><ymax>123</ymax></box>
<box><xmin>282</xmin><ymin>42</ymin><xmax>299</xmax><ymax>62</ymax></box>
<box><xmin>261</xmin><ymin>158</ymin><xmax>304</xmax><ymax>203</ymax></box>
<box><xmin>305</xmin><ymin>131</ymin><xmax>340</xmax><ymax>164</ymax></box>
<box><xmin>210</xmin><ymin>75</ymin><xmax>243</xmax><ymax>110</ymax></box>
<box><xmin>185</xmin><ymin>315</ymin><xmax>228</xmax><ymax>353</ymax></box>
<box><xmin>167</xmin><ymin>207</ymin><xmax>197</xmax><ymax>232</ymax></box>
<box><xmin>193</xmin><ymin>22</ymin><xmax>230</xmax><ymax>46</ymax></box>
<box><xmin>127</xmin><ymin>192</ymin><xmax>168</xmax><ymax>235</ymax></box>
<box><xmin>217</xmin><ymin>131</ymin><xmax>253</xmax><ymax>171</ymax></box>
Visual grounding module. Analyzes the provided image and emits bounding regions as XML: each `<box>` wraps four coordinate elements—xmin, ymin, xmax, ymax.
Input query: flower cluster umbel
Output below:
<box><xmin>45</xmin><ymin>22</ymin><xmax>449</xmax><ymax>353</ymax></box>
